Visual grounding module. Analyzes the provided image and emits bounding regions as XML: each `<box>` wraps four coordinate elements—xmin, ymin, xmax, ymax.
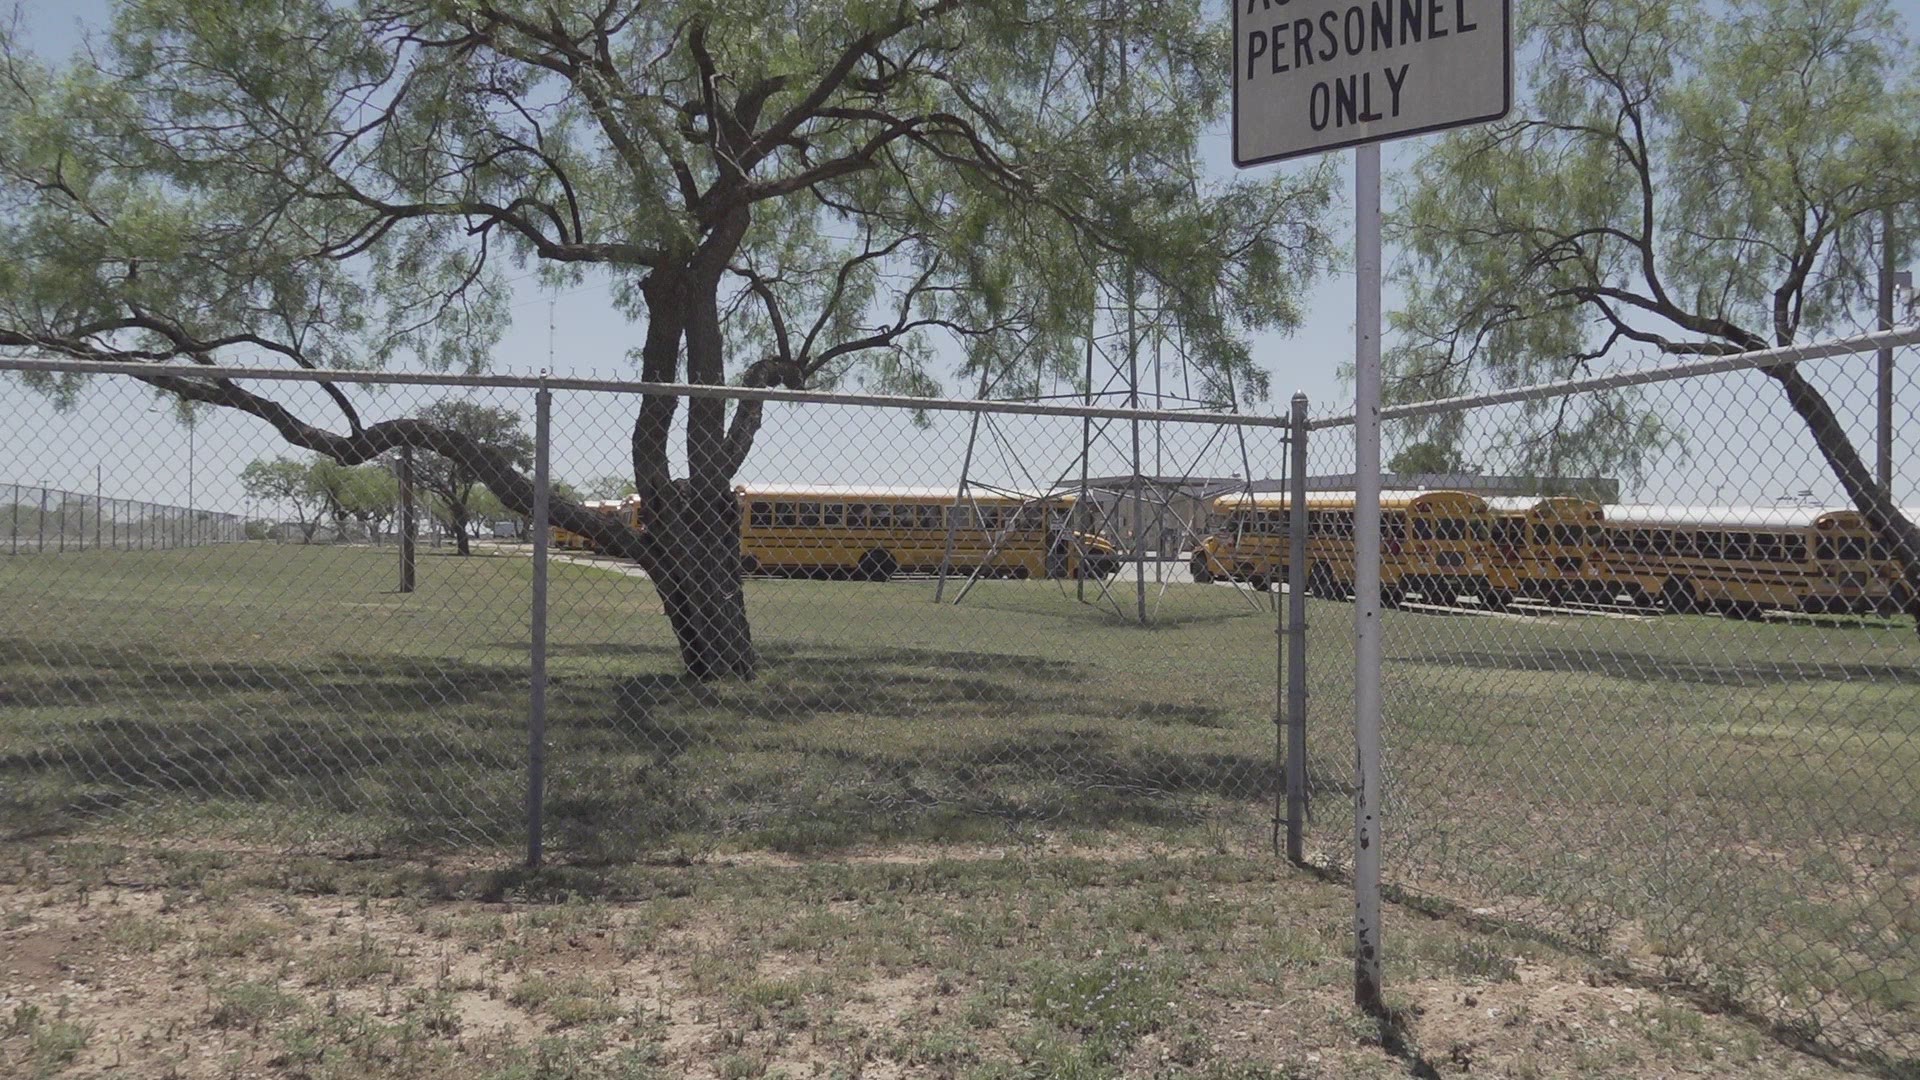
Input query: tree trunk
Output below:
<box><xmin>1766</xmin><ymin>364</ymin><xmax>1920</xmax><ymax>629</ymax></box>
<box><xmin>452</xmin><ymin>508</ymin><xmax>471</xmax><ymax>556</ymax></box>
<box><xmin>643</xmin><ymin>479</ymin><xmax>756</xmax><ymax>681</ymax></box>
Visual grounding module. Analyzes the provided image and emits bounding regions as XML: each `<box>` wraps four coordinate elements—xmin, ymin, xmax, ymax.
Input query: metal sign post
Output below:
<box><xmin>1231</xmin><ymin>0</ymin><xmax>1512</xmax><ymax>1014</ymax></box>
<box><xmin>1351</xmin><ymin>143</ymin><xmax>1385</xmax><ymax>1009</ymax></box>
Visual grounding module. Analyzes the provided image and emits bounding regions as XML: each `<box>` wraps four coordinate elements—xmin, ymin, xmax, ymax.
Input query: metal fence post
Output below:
<box><xmin>39</xmin><ymin>486</ymin><xmax>48</xmax><ymax>552</ymax></box>
<box><xmin>527</xmin><ymin>384</ymin><xmax>552</xmax><ymax>868</ymax></box>
<box><xmin>1287</xmin><ymin>393</ymin><xmax>1311</xmax><ymax>866</ymax></box>
<box><xmin>1880</xmin><ymin>206</ymin><xmax>1896</xmax><ymax>498</ymax></box>
<box><xmin>10</xmin><ymin>484</ymin><xmax>17</xmax><ymax>555</ymax></box>
<box><xmin>398</xmin><ymin>447</ymin><xmax>417</xmax><ymax>593</ymax></box>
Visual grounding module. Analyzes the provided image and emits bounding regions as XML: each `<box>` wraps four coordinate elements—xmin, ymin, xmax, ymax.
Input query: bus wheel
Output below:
<box><xmin>1190</xmin><ymin>553</ymin><xmax>1213</xmax><ymax>584</ymax></box>
<box><xmin>858</xmin><ymin>549</ymin><xmax>896</xmax><ymax>583</ymax></box>
<box><xmin>1484</xmin><ymin>589</ymin><xmax>1514</xmax><ymax>612</ymax></box>
<box><xmin>1309</xmin><ymin>563</ymin><xmax>1340</xmax><ymax>599</ymax></box>
<box><xmin>1012</xmin><ymin>565</ymin><xmax>1031</xmax><ymax>580</ymax></box>
<box><xmin>1380</xmin><ymin>586</ymin><xmax>1403</xmax><ymax>608</ymax></box>
<box><xmin>1248</xmin><ymin>573</ymin><xmax>1269</xmax><ymax>592</ymax></box>
<box><xmin>739</xmin><ymin>554</ymin><xmax>761</xmax><ymax>578</ymax></box>
<box><xmin>1661</xmin><ymin>578</ymin><xmax>1697</xmax><ymax>614</ymax></box>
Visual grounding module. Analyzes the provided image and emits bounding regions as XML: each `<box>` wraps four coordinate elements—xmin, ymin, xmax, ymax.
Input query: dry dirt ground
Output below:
<box><xmin>0</xmin><ymin>838</ymin><xmax>1893</xmax><ymax>1080</ymax></box>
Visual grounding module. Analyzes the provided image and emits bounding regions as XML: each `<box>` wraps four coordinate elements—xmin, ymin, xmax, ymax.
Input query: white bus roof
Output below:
<box><xmin>1483</xmin><ymin>496</ymin><xmax>1604</xmax><ymax>515</ymax></box>
<box><xmin>1604</xmin><ymin>505</ymin><xmax>1860</xmax><ymax>529</ymax></box>
<box><xmin>734</xmin><ymin>483</ymin><xmax>1055</xmax><ymax>502</ymax></box>
<box><xmin>1211</xmin><ymin>490</ymin><xmax>1489</xmax><ymax>511</ymax></box>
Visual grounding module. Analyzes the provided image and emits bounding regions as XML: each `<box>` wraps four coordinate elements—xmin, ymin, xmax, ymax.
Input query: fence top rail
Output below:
<box><xmin>1306</xmin><ymin>324</ymin><xmax>1920</xmax><ymax>430</ymax></box>
<box><xmin>0</xmin><ymin>355</ymin><xmax>1295</xmax><ymax>431</ymax></box>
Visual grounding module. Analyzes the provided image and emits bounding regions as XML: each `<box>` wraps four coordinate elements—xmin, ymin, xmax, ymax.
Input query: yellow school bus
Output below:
<box><xmin>1194</xmin><ymin>490</ymin><xmax>1506</xmax><ymax>605</ymax></box>
<box><xmin>1598</xmin><ymin>506</ymin><xmax>1901</xmax><ymax>614</ymax></box>
<box><xmin>736</xmin><ymin>485</ymin><xmax>1120</xmax><ymax>581</ymax></box>
<box><xmin>1485</xmin><ymin>497</ymin><xmax>1611</xmax><ymax>602</ymax></box>
<box><xmin>551</xmin><ymin>497</ymin><xmax>640</xmax><ymax>553</ymax></box>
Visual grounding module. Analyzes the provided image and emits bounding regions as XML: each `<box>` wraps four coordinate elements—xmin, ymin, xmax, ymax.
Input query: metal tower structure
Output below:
<box><xmin>933</xmin><ymin>0</ymin><xmax>1274</xmax><ymax>623</ymax></box>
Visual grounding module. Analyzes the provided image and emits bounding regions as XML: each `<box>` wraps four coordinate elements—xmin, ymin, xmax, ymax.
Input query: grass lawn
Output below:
<box><xmin>1</xmin><ymin>543</ymin><xmax>1916</xmax><ymax>1074</ymax></box>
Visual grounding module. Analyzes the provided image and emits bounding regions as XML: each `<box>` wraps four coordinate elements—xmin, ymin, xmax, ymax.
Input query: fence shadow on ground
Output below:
<box><xmin>1406</xmin><ymin>646</ymin><xmax>1920</xmax><ymax>687</ymax></box>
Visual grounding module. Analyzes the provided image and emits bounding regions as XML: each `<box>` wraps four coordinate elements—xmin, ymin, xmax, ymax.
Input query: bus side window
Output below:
<box><xmin>846</xmin><ymin>503</ymin><xmax>869</xmax><ymax>528</ymax></box>
<box><xmin>1755</xmin><ymin>533</ymin><xmax>1784</xmax><ymax>563</ymax></box>
<box><xmin>797</xmin><ymin>502</ymin><xmax>821</xmax><ymax>528</ymax></box>
<box><xmin>821</xmin><ymin>503</ymin><xmax>844</xmax><ymax>527</ymax></box>
<box><xmin>869</xmin><ymin>504</ymin><xmax>891</xmax><ymax>528</ymax></box>
<box><xmin>892</xmin><ymin>504</ymin><xmax>913</xmax><ymax>530</ymax></box>
<box><xmin>774</xmin><ymin>502</ymin><xmax>797</xmax><ymax>528</ymax></box>
<box><xmin>749</xmin><ymin>501</ymin><xmax>772</xmax><ymax>528</ymax></box>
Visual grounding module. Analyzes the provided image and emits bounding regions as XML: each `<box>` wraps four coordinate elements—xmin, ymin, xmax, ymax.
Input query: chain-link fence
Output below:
<box><xmin>0</xmin><ymin>360</ymin><xmax>1295</xmax><ymax>863</ymax></box>
<box><xmin>8</xmin><ymin>329</ymin><xmax>1919</xmax><ymax>1062</ymax></box>
<box><xmin>1282</xmin><ymin>327</ymin><xmax>1920</xmax><ymax>1063</ymax></box>
<box><xmin>2</xmin><ymin>481</ymin><xmax>245</xmax><ymax>552</ymax></box>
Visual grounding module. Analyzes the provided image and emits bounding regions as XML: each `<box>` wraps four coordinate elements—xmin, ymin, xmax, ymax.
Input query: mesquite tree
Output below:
<box><xmin>0</xmin><ymin>0</ymin><xmax>1334</xmax><ymax>678</ymax></box>
<box><xmin>1388</xmin><ymin>0</ymin><xmax>1920</xmax><ymax>612</ymax></box>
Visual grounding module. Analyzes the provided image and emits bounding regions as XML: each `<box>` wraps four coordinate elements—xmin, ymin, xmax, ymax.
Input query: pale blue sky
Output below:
<box><xmin>5</xmin><ymin>0</ymin><xmax>1916</xmax><ymax>518</ymax></box>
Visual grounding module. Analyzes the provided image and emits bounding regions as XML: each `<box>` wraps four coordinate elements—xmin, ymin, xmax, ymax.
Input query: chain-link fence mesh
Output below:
<box><xmin>10</xmin><ymin>335</ymin><xmax>1918</xmax><ymax>1061</ymax></box>
<box><xmin>0</xmin><ymin>364</ymin><xmax>1294</xmax><ymax>863</ymax></box>
<box><xmin>2</xmin><ymin>482</ymin><xmax>246</xmax><ymax>552</ymax></box>
<box><xmin>1285</xmin><ymin>335</ymin><xmax>1920</xmax><ymax>1061</ymax></box>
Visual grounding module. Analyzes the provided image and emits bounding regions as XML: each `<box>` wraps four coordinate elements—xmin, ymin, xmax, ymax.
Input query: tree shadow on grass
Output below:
<box><xmin>1</xmin><ymin>635</ymin><xmax>1281</xmax><ymax>857</ymax></box>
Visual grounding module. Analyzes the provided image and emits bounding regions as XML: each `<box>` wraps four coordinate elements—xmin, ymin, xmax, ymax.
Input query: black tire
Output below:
<box><xmin>858</xmin><ymin>548</ymin><xmax>897</xmax><ymax>583</ymax></box>
<box><xmin>1484</xmin><ymin>589</ymin><xmax>1514</xmax><ymax>612</ymax></box>
<box><xmin>1012</xmin><ymin>565</ymin><xmax>1032</xmax><ymax>580</ymax></box>
<box><xmin>1190</xmin><ymin>553</ymin><xmax>1214</xmax><ymax>584</ymax></box>
<box><xmin>739</xmin><ymin>553</ymin><xmax>761</xmax><ymax>578</ymax></box>
<box><xmin>1248</xmin><ymin>573</ymin><xmax>1269</xmax><ymax>592</ymax></box>
<box><xmin>1661</xmin><ymin>577</ymin><xmax>1697</xmax><ymax>614</ymax></box>
<box><xmin>1308</xmin><ymin>563</ymin><xmax>1341</xmax><ymax>600</ymax></box>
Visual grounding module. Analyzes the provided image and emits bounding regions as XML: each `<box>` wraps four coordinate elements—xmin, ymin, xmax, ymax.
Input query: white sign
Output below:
<box><xmin>1233</xmin><ymin>0</ymin><xmax>1511</xmax><ymax>166</ymax></box>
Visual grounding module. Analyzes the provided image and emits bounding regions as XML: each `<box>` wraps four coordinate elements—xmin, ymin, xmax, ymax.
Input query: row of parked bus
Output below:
<box><xmin>1192</xmin><ymin>491</ymin><xmax>1915</xmax><ymax>616</ymax></box>
<box><xmin>551</xmin><ymin>485</ymin><xmax>1121</xmax><ymax>582</ymax></box>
